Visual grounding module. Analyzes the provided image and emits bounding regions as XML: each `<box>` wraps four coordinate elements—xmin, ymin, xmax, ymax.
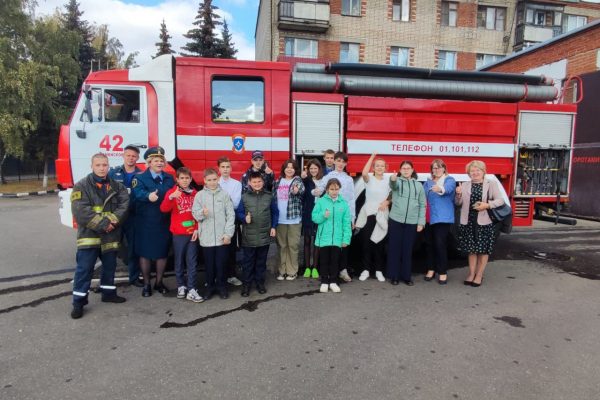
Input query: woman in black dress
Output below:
<box><xmin>455</xmin><ymin>160</ymin><xmax>505</xmax><ymax>287</ymax></box>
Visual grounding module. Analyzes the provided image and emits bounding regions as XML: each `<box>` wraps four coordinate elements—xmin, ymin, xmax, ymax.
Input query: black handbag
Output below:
<box><xmin>487</xmin><ymin>186</ymin><xmax>513</xmax><ymax>234</ymax></box>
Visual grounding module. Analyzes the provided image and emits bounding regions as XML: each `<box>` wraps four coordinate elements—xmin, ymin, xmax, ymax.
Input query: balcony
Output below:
<box><xmin>278</xmin><ymin>0</ymin><xmax>330</xmax><ymax>33</ymax></box>
<box><xmin>514</xmin><ymin>24</ymin><xmax>564</xmax><ymax>50</ymax></box>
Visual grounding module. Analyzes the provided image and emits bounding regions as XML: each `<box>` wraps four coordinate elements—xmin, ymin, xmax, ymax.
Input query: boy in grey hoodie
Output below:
<box><xmin>192</xmin><ymin>168</ymin><xmax>235</xmax><ymax>299</ymax></box>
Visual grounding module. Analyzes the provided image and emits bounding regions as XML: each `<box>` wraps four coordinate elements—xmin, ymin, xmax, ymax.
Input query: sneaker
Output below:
<box><xmin>339</xmin><ymin>269</ymin><xmax>352</xmax><ymax>282</ymax></box>
<box><xmin>227</xmin><ymin>277</ymin><xmax>242</xmax><ymax>286</ymax></box>
<box><xmin>358</xmin><ymin>270</ymin><xmax>370</xmax><ymax>281</ymax></box>
<box><xmin>285</xmin><ymin>274</ymin><xmax>297</xmax><ymax>281</ymax></box>
<box><xmin>177</xmin><ymin>286</ymin><xmax>187</xmax><ymax>299</ymax></box>
<box><xmin>186</xmin><ymin>288</ymin><xmax>204</xmax><ymax>303</ymax></box>
<box><xmin>375</xmin><ymin>271</ymin><xmax>386</xmax><ymax>282</ymax></box>
<box><xmin>311</xmin><ymin>268</ymin><xmax>319</xmax><ymax>279</ymax></box>
<box><xmin>303</xmin><ymin>268</ymin><xmax>312</xmax><ymax>278</ymax></box>
<box><xmin>276</xmin><ymin>274</ymin><xmax>286</xmax><ymax>281</ymax></box>
<box><xmin>319</xmin><ymin>284</ymin><xmax>329</xmax><ymax>293</ymax></box>
<box><xmin>329</xmin><ymin>283</ymin><xmax>341</xmax><ymax>293</ymax></box>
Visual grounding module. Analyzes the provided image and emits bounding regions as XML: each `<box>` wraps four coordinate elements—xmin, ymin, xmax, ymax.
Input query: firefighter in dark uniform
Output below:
<box><xmin>132</xmin><ymin>146</ymin><xmax>175</xmax><ymax>297</ymax></box>
<box><xmin>70</xmin><ymin>153</ymin><xmax>130</xmax><ymax>319</ymax></box>
<box><xmin>108</xmin><ymin>144</ymin><xmax>143</xmax><ymax>286</ymax></box>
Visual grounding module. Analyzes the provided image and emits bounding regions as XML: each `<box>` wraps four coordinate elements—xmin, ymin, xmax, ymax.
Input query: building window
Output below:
<box><xmin>563</xmin><ymin>15</ymin><xmax>587</xmax><ymax>33</ymax></box>
<box><xmin>477</xmin><ymin>6</ymin><xmax>506</xmax><ymax>31</ymax></box>
<box><xmin>441</xmin><ymin>1</ymin><xmax>458</xmax><ymax>27</ymax></box>
<box><xmin>284</xmin><ymin>37</ymin><xmax>318</xmax><ymax>58</ymax></box>
<box><xmin>340</xmin><ymin>42</ymin><xmax>360</xmax><ymax>63</ymax></box>
<box><xmin>342</xmin><ymin>0</ymin><xmax>361</xmax><ymax>16</ymax></box>
<box><xmin>390</xmin><ymin>47</ymin><xmax>409</xmax><ymax>67</ymax></box>
<box><xmin>438</xmin><ymin>50</ymin><xmax>456</xmax><ymax>70</ymax></box>
<box><xmin>392</xmin><ymin>0</ymin><xmax>410</xmax><ymax>22</ymax></box>
<box><xmin>211</xmin><ymin>78</ymin><xmax>265</xmax><ymax>123</ymax></box>
<box><xmin>476</xmin><ymin>53</ymin><xmax>503</xmax><ymax>69</ymax></box>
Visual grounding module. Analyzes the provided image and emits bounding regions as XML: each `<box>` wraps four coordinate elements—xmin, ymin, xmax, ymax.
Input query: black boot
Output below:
<box><xmin>71</xmin><ymin>304</ymin><xmax>84</xmax><ymax>319</ymax></box>
<box><xmin>241</xmin><ymin>285</ymin><xmax>250</xmax><ymax>297</ymax></box>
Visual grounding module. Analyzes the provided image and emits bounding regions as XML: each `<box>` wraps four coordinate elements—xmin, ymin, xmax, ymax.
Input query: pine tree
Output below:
<box><xmin>181</xmin><ymin>0</ymin><xmax>223</xmax><ymax>57</ymax></box>
<box><xmin>154</xmin><ymin>19</ymin><xmax>175</xmax><ymax>58</ymax></box>
<box><xmin>61</xmin><ymin>0</ymin><xmax>95</xmax><ymax>80</ymax></box>
<box><xmin>217</xmin><ymin>19</ymin><xmax>237</xmax><ymax>59</ymax></box>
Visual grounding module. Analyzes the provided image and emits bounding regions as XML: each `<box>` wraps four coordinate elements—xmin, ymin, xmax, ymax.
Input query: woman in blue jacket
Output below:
<box><xmin>132</xmin><ymin>147</ymin><xmax>175</xmax><ymax>297</ymax></box>
<box><xmin>423</xmin><ymin>159</ymin><xmax>455</xmax><ymax>284</ymax></box>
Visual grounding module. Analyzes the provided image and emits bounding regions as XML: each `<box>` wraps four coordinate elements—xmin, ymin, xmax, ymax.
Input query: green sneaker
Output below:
<box><xmin>303</xmin><ymin>268</ymin><xmax>312</xmax><ymax>278</ymax></box>
<box><xmin>311</xmin><ymin>268</ymin><xmax>319</xmax><ymax>279</ymax></box>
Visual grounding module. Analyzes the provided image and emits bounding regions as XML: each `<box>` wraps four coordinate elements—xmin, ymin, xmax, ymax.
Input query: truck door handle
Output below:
<box><xmin>76</xmin><ymin>130</ymin><xmax>86</xmax><ymax>139</ymax></box>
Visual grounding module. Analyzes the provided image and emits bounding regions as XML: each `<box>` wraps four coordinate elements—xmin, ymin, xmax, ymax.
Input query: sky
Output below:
<box><xmin>34</xmin><ymin>0</ymin><xmax>259</xmax><ymax>64</ymax></box>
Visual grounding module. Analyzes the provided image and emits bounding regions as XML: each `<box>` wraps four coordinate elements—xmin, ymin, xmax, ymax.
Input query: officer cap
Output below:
<box><xmin>144</xmin><ymin>146</ymin><xmax>165</xmax><ymax>160</ymax></box>
<box><xmin>251</xmin><ymin>150</ymin><xmax>264</xmax><ymax>160</ymax></box>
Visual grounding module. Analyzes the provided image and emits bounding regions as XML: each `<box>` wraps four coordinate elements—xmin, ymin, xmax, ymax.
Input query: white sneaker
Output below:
<box><xmin>329</xmin><ymin>283</ymin><xmax>341</xmax><ymax>293</ymax></box>
<box><xmin>276</xmin><ymin>274</ymin><xmax>286</xmax><ymax>281</ymax></box>
<box><xmin>177</xmin><ymin>286</ymin><xmax>187</xmax><ymax>299</ymax></box>
<box><xmin>186</xmin><ymin>288</ymin><xmax>204</xmax><ymax>303</ymax></box>
<box><xmin>285</xmin><ymin>274</ymin><xmax>297</xmax><ymax>281</ymax></box>
<box><xmin>375</xmin><ymin>271</ymin><xmax>386</xmax><ymax>282</ymax></box>
<box><xmin>339</xmin><ymin>269</ymin><xmax>352</xmax><ymax>282</ymax></box>
<box><xmin>227</xmin><ymin>277</ymin><xmax>242</xmax><ymax>286</ymax></box>
<box><xmin>319</xmin><ymin>284</ymin><xmax>329</xmax><ymax>293</ymax></box>
<box><xmin>358</xmin><ymin>270</ymin><xmax>370</xmax><ymax>281</ymax></box>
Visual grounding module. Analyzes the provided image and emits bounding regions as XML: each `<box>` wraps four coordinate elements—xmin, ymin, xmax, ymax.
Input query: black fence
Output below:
<box><xmin>1</xmin><ymin>156</ymin><xmax>56</xmax><ymax>182</ymax></box>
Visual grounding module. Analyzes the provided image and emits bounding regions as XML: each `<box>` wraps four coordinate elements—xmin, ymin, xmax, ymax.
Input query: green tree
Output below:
<box><xmin>181</xmin><ymin>0</ymin><xmax>222</xmax><ymax>57</ymax></box>
<box><xmin>61</xmin><ymin>0</ymin><xmax>95</xmax><ymax>86</ymax></box>
<box><xmin>92</xmin><ymin>24</ymin><xmax>137</xmax><ymax>69</ymax></box>
<box><xmin>216</xmin><ymin>19</ymin><xmax>237</xmax><ymax>59</ymax></box>
<box><xmin>27</xmin><ymin>16</ymin><xmax>80</xmax><ymax>187</ymax></box>
<box><xmin>154</xmin><ymin>18</ymin><xmax>175</xmax><ymax>58</ymax></box>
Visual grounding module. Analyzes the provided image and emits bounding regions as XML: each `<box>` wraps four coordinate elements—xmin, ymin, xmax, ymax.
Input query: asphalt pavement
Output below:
<box><xmin>1</xmin><ymin>196</ymin><xmax>599</xmax><ymax>400</ymax></box>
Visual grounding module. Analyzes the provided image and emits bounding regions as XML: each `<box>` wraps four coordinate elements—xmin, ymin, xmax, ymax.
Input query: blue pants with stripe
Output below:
<box><xmin>72</xmin><ymin>248</ymin><xmax>117</xmax><ymax>305</ymax></box>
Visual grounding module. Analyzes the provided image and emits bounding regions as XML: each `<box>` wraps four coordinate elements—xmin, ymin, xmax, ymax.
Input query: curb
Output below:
<box><xmin>0</xmin><ymin>189</ymin><xmax>60</xmax><ymax>198</ymax></box>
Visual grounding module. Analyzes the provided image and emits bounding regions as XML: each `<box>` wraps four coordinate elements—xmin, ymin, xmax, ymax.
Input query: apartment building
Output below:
<box><xmin>255</xmin><ymin>0</ymin><xmax>600</xmax><ymax>70</ymax></box>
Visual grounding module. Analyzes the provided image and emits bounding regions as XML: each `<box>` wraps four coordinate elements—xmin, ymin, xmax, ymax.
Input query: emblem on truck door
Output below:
<box><xmin>232</xmin><ymin>134</ymin><xmax>246</xmax><ymax>154</ymax></box>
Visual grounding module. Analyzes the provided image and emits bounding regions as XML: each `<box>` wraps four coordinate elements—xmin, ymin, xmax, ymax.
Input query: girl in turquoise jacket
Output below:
<box><xmin>312</xmin><ymin>178</ymin><xmax>352</xmax><ymax>293</ymax></box>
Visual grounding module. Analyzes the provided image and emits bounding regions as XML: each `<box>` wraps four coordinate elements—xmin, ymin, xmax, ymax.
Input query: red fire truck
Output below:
<box><xmin>56</xmin><ymin>55</ymin><xmax>577</xmax><ymax>227</ymax></box>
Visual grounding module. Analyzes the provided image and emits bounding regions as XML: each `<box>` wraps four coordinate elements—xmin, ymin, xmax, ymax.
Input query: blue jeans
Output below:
<box><xmin>203</xmin><ymin>245</ymin><xmax>228</xmax><ymax>292</ymax></box>
<box><xmin>123</xmin><ymin>220</ymin><xmax>140</xmax><ymax>283</ymax></box>
<box><xmin>172</xmin><ymin>234</ymin><xmax>199</xmax><ymax>289</ymax></box>
<box><xmin>72</xmin><ymin>248</ymin><xmax>117</xmax><ymax>305</ymax></box>
<box><xmin>241</xmin><ymin>245</ymin><xmax>270</xmax><ymax>287</ymax></box>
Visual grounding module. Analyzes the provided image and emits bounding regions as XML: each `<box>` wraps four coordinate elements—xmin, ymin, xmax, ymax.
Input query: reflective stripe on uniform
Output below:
<box><xmin>86</xmin><ymin>214</ymin><xmax>104</xmax><ymax>229</ymax></box>
<box><xmin>99</xmin><ymin>285</ymin><xmax>116</xmax><ymax>290</ymax></box>
<box><xmin>73</xmin><ymin>291</ymin><xmax>88</xmax><ymax>297</ymax></box>
<box><xmin>77</xmin><ymin>238</ymin><xmax>101</xmax><ymax>246</ymax></box>
<box><xmin>104</xmin><ymin>212</ymin><xmax>119</xmax><ymax>224</ymax></box>
<box><xmin>101</xmin><ymin>242</ymin><xmax>120</xmax><ymax>252</ymax></box>
<box><xmin>92</xmin><ymin>205</ymin><xmax>103</xmax><ymax>213</ymax></box>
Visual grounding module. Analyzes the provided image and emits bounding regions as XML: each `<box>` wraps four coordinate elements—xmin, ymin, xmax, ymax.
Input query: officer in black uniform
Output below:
<box><xmin>132</xmin><ymin>146</ymin><xmax>175</xmax><ymax>297</ymax></box>
<box><xmin>70</xmin><ymin>153</ymin><xmax>130</xmax><ymax>319</ymax></box>
<box><xmin>108</xmin><ymin>144</ymin><xmax>142</xmax><ymax>286</ymax></box>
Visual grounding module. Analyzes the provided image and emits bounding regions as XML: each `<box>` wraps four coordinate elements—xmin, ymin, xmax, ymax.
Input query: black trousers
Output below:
<box><xmin>226</xmin><ymin>221</ymin><xmax>241</xmax><ymax>278</ymax></box>
<box><xmin>386</xmin><ymin>219</ymin><xmax>417</xmax><ymax>282</ymax></box>
<box><xmin>319</xmin><ymin>246</ymin><xmax>342</xmax><ymax>284</ymax></box>
<box><xmin>203</xmin><ymin>245</ymin><xmax>228</xmax><ymax>293</ymax></box>
<box><xmin>424</xmin><ymin>223</ymin><xmax>451</xmax><ymax>275</ymax></box>
<box><xmin>360</xmin><ymin>215</ymin><xmax>386</xmax><ymax>273</ymax></box>
<box><xmin>241</xmin><ymin>245</ymin><xmax>270</xmax><ymax>286</ymax></box>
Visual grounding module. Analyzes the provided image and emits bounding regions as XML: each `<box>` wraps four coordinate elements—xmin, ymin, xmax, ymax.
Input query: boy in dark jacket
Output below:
<box><xmin>235</xmin><ymin>171</ymin><xmax>278</xmax><ymax>297</ymax></box>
